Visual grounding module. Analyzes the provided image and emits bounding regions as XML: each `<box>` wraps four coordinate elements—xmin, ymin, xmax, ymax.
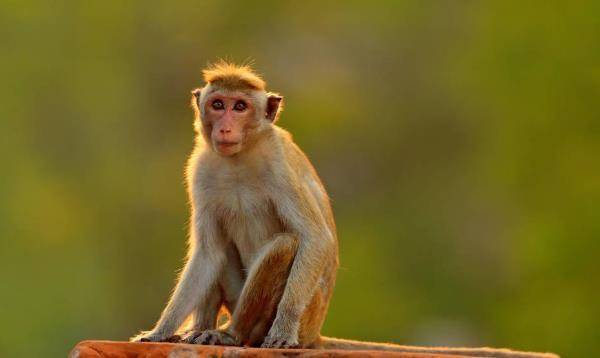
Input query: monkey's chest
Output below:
<box><xmin>216</xmin><ymin>186</ymin><xmax>283</xmax><ymax>265</ymax></box>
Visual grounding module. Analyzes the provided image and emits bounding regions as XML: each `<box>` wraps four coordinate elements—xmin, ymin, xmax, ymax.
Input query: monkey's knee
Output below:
<box><xmin>250</xmin><ymin>234</ymin><xmax>298</xmax><ymax>286</ymax></box>
<box><xmin>240</xmin><ymin>233</ymin><xmax>298</xmax><ymax>302</ymax></box>
<box><xmin>264</xmin><ymin>233</ymin><xmax>299</xmax><ymax>264</ymax></box>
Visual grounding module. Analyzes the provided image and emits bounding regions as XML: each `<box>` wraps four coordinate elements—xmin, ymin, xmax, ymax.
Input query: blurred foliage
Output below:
<box><xmin>1</xmin><ymin>1</ymin><xmax>598</xmax><ymax>357</ymax></box>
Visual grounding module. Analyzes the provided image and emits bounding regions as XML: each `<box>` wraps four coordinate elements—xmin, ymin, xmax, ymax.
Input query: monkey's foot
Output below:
<box><xmin>261</xmin><ymin>333</ymin><xmax>300</xmax><ymax>349</ymax></box>
<box><xmin>130</xmin><ymin>331</ymin><xmax>181</xmax><ymax>343</ymax></box>
<box><xmin>188</xmin><ymin>329</ymin><xmax>238</xmax><ymax>346</ymax></box>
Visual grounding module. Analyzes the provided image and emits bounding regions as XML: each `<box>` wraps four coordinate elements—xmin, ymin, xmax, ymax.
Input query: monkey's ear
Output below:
<box><xmin>191</xmin><ymin>88</ymin><xmax>202</xmax><ymax>99</ymax></box>
<box><xmin>191</xmin><ymin>88</ymin><xmax>202</xmax><ymax>115</ymax></box>
<box><xmin>265</xmin><ymin>93</ymin><xmax>283</xmax><ymax>122</ymax></box>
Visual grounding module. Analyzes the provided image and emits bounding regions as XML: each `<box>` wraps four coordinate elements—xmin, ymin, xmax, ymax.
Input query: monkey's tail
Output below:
<box><xmin>317</xmin><ymin>336</ymin><xmax>559</xmax><ymax>358</ymax></box>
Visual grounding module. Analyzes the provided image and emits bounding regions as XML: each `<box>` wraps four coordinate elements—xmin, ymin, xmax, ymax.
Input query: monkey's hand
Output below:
<box><xmin>261</xmin><ymin>321</ymin><xmax>300</xmax><ymax>349</ymax></box>
<box><xmin>130</xmin><ymin>330</ymin><xmax>181</xmax><ymax>343</ymax></box>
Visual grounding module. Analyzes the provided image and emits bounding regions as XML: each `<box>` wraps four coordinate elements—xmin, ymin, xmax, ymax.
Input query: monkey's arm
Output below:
<box><xmin>131</xmin><ymin>210</ymin><xmax>227</xmax><ymax>342</ymax></box>
<box><xmin>263</xmin><ymin>176</ymin><xmax>335</xmax><ymax>348</ymax></box>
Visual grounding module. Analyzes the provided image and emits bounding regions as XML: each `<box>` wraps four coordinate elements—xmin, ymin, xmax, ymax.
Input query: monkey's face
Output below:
<box><xmin>202</xmin><ymin>91</ymin><xmax>260</xmax><ymax>156</ymax></box>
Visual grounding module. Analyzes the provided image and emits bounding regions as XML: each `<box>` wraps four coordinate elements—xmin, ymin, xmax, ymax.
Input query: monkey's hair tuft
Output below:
<box><xmin>203</xmin><ymin>60</ymin><xmax>266</xmax><ymax>91</ymax></box>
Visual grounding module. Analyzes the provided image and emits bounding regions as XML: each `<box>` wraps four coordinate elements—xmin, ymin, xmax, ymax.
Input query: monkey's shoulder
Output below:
<box><xmin>269</xmin><ymin>127</ymin><xmax>314</xmax><ymax>170</ymax></box>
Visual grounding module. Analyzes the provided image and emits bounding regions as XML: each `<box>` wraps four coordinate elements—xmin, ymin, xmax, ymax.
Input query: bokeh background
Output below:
<box><xmin>1</xmin><ymin>1</ymin><xmax>598</xmax><ymax>356</ymax></box>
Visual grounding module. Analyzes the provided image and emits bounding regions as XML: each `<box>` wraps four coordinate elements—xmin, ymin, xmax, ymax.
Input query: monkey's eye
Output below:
<box><xmin>211</xmin><ymin>99</ymin><xmax>224</xmax><ymax>110</ymax></box>
<box><xmin>233</xmin><ymin>100</ymin><xmax>247</xmax><ymax>112</ymax></box>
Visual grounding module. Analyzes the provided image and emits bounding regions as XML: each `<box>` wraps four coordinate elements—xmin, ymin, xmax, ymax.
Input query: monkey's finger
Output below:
<box><xmin>183</xmin><ymin>332</ymin><xmax>200</xmax><ymax>344</ymax></box>
<box><xmin>262</xmin><ymin>339</ymin><xmax>275</xmax><ymax>348</ymax></box>
<box><xmin>209</xmin><ymin>334</ymin><xmax>218</xmax><ymax>345</ymax></box>
<box><xmin>165</xmin><ymin>334</ymin><xmax>182</xmax><ymax>343</ymax></box>
<box><xmin>198</xmin><ymin>332</ymin><xmax>216</xmax><ymax>345</ymax></box>
<box><xmin>284</xmin><ymin>340</ymin><xmax>300</xmax><ymax>349</ymax></box>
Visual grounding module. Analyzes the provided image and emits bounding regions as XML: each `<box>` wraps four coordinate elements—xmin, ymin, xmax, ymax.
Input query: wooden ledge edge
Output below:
<box><xmin>70</xmin><ymin>340</ymin><xmax>472</xmax><ymax>358</ymax></box>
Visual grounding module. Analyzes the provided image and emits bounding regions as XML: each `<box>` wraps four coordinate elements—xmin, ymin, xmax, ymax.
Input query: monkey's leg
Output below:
<box><xmin>193</xmin><ymin>234</ymin><xmax>299</xmax><ymax>347</ymax></box>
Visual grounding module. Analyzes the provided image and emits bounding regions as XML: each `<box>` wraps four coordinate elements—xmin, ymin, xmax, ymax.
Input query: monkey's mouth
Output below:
<box><xmin>216</xmin><ymin>141</ymin><xmax>239</xmax><ymax>147</ymax></box>
<box><xmin>215</xmin><ymin>141</ymin><xmax>240</xmax><ymax>155</ymax></box>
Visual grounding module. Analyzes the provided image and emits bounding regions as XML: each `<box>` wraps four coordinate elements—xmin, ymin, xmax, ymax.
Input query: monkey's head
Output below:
<box><xmin>191</xmin><ymin>61</ymin><xmax>283</xmax><ymax>157</ymax></box>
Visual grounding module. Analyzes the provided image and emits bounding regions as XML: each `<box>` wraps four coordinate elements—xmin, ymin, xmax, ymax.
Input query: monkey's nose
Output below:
<box><xmin>220</xmin><ymin>128</ymin><xmax>232</xmax><ymax>134</ymax></box>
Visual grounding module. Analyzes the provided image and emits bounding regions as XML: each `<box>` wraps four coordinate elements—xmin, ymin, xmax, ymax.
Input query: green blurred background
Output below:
<box><xmin>1</xmin><ymin>1</ymin><xmax>598</xmax><ymax>356</ymax></box>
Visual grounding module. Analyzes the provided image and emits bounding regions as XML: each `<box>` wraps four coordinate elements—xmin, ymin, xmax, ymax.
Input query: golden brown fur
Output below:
<box><xmin>130</xmin><ymin>62</ymin><xmax>558</xmax><ymax>358</ymax></box>
<box><xmin>202</xmin><ymin>60</ymin><xmax>266</xmax><ymax>91</ymax></box>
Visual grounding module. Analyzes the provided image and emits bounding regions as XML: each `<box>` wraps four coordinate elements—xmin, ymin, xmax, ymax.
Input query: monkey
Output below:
<box><xmin>130</xmin><ymin>61</ymin><xmax>558</xmax><ymax>358</ymax></box>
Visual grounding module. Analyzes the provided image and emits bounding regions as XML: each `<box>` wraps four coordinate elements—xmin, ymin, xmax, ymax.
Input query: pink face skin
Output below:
<box><xmin>203</xmin><ymin>91</ymin><xmax>258</xmax><ymax>156</ymax></box>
